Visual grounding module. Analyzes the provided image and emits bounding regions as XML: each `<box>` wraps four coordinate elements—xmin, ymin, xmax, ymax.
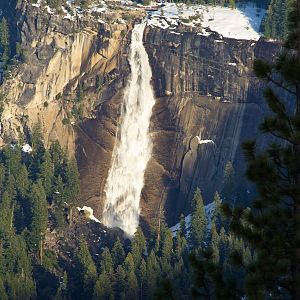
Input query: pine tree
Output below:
<box><xmin>111</xmin><ymin>237</ymin><xmax>125</xmax><ymax>268</ymax></box>
<box><xmin>222</xmin><ymin>2</ymin><xmax>300</xmax><ymax>297</ymax></box>
<box><xmin>124</xmin><ymin>252</ymin><xmax>135</xmax><ymax>273</ymax></box>
<box><xmin>0</xmin><ymin>17</ymin><xmax>10</xmax><ymax>65</ymax></box>
<box><xmin>161</xmin><ymin>229</ymin><xmax>173</xmax><ymax>274</ymax></box>
<box><xmin>262</xmin><ymin>0</ymin><xmax>289</xmax><ymax>39</ymax></box>
<box><xmin>28</xmin><ymin>181</ymin><xmax>48</xmax><ymax>253</ymax></box>
<box><xmin>99</xmin><ymin>247</ymin><xmax>113</xmax><ymax>279</ymax></box>
<box><xmin>212</xmin><ymin>192</ymin><xmax>223</xmax><ymax>230</ymax></box>
<box><xmin>30</xmin><ymin>121</ymin><xmax>44</xmax><ymax>154</ymax></box>
<box><xmin>93</xmin><ymin>272</ymin><xmax>114</xmax><ymax>300</ymax></box>
<box><xmin>131</xmin><ymin>227</ymin><xmax>146</xmax><ymax>268</ymax></box>
<box><xmin>39</xmin><ymin>150</ymin><xmax>54</xmax><ymax>199</ymax></box>
<box><xmin>200</xmin><ymin>2</ymin><xmax>300</xmax><ymax>298</ymax></box>
<box><xmin>53</xmin><ymin>175</ymin><xmax>66</xmax><ymax>228</ymax></box>
<box><xmin>219</xmin><ymin>227</ymin><xmax>228</xmax><ymax>266</ymax></box>
<box><xmin>126</xmin><ymin>270</ymin><xmax>139</xmax><ymax>300</ymax></box>
<box><xmin>210</xmin><ymin>221</ymin><xmax>220</xmax><ymax>264</ymax></box>
<box><xmin>174</xmin><ymin>232</ymin><xmax>188</xmax><ymax>261</ymax></box>
<box><xmin>145</xmin><ymin>250</ymin><xmax>160</xmax><ymax>299</ymax></box>
<box><xmin>3</xmin><ymin>145</ymin><xmax>22</xmax><ymax>177</ymax></box>
<box><xmin>55</xmin><ymin>271</ymin><xmax>68</xmax><ymax>300</ymax></box>
<box><xmin>74</xmin><ymin>238</ymin><xmax>97</xmax><ymax>299</ymax></box>
<box><xmin>64</xmin><ymin>158</ymin><xmax>80</xmax><ymax>206</ymax></box>
<box><xmin>29</xmin><ymin>123</ymin><xmax>45</xmax><ymax>180</ymax></box>
<box><xmin>138</xmin><ymin>259</ymin><xmax>147</xmax><ymax>300</ymax></box>
<box><xmin>5</xmin><ymin>173</ymin><xmax>16</xmax><ymax>200</ymax></box>
<box><xmin>229</xmin><ymin>0</ymin><xmax>235</xmax><ymax>9</ymax></box>
<box><xmin>221</xmin><ymin>161</ymin><xmax>236</xmax><ymax>202</ymax></box>
<box><xmin>115</xmin><ymin>265</ymin><xmax>126</xmax><ymax>300</ymax></box>
<box><xmin>0</xmin><ymin>277</ymin><xmax>8</xmax><ymax>300</ymax></box>
<box><xmin>0</xmin><ymin>163</ymin><xmax>5</xmax><ymax>191</ymax></box>
<box><xmin>53</xmin><ymin>175</ymin><xmax>65</xmax><ymax>206</ymax></box>
<box><xmin>179</xmin><ymin>213</ymin><xmax>186</xmax><ymax>237</ymax></box>
<box><xmin>49</xmin><ymin>140</ymin><xmax>64</xmax><ymax>176</ymax></box>
<box><xmin>0</xmin><ymin>191</ymin><xmax>13</xmax><ymax>232</ymax></box>
<box><xmin>124</xmin><ymin>253</ymin><xmax>138</xmax><ymax>300</ymax></box>
<box><xmin>173</xmin><ymin>258</ymin><xmax>189</xmax><ymax>299</ymax></box>
<box><xmin>15</xmin><ymin>164</ymin><xmax>30</xmax><ymax>199</ymax></box>
<box><xmin>189</xmin><ymin>188</ymin><xmax>207</xmax><ymax>249</ymax></box>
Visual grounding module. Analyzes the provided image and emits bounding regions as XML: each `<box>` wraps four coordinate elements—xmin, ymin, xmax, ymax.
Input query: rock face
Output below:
<box><xmin>142</xmin><ymin>27</ymin><xmax>293</xmax><ymax>224</ymax></box>
<box><xmin>75</xmin><ymin>25</ymin><xmax>290</xmax><ymax>226</ymax></box>
<box><xmin>0</xmin><ymin>0</ymin><xmax>135</xmax><ymax>155</ymax></box>
<box><xmin>0</xmin><ymin>2</ymin><xmax>293</xmax><ymax>227</ymax></box>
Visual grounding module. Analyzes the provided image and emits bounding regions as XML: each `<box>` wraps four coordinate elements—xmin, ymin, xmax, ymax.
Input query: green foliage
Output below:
<box><xmin>111</xmin><ymin>237</ymin><xmax>125</xmax><ymax>268</ymax></box>
<box><xmin>99</xmin><ymin>247</ymin><xmax>114</xmax><ymax>279</ymax></box>
<box><xmin>75</xmin><ymin>238</ymin><xmax>97</xmax><ymax>299</ymax></box>
<box><xmin>62</xmin><ymin>117</ymin><xmax>70</xmax><ymax>125</ymax></box>
<box><xmin>222</xmin><ymin>161</ymin><xmax>236</xmax><ymax>201</ymax></box>
<box><xmin>40</xmin><ymin>150</ymin><xmax>54</xmax><ymax>199</ymax></box>
<box><xmin>64</xmin><ymin>158</ymin><xmax>80</xmax><ymax>206</ymax></box>
<box><xmin>93</xmin><ymin>272</ymin><xmax>114</xmax><ymax>300</ymax></box>
<box><xmin>43</xmin><ymin>249</ymin><xmax>59</xmax><ymax>273</ymax></box>
<box><xmin>262</xmin><ymin>0</ymin><xmax>289</xmax><ymax>39</ymax></box>
<box><xmin>115</xmin><ymin>265</ymin><xmax>126</xmax><ymax>300</ymax></box>
<box><xmin>189</xmin><ymin>2</ymin><xmax>300</xmax><ymax>299</ymax></box>
<box><xmin>47</xmin><ymin>0</ymin><xmax>63</xmax><ymax>9</ymax></box>
<box><xmin>189</xmin><ymin>187</ymin><xmax>207</xmax><ymax>249</ymax></box>
<box><xmin>131</xmin><ymin>227</ymin><xmax>147</xmax><ymax>267</ymax></box>
<box><xmin>28</xmin><ymin>181</ymin><xmax>48</xmax><ymax>251</ymax></box>
<box><xmin>0</xmin><ymin>17</ymin><xmax>10</xmax><ymax>67</ymax></box>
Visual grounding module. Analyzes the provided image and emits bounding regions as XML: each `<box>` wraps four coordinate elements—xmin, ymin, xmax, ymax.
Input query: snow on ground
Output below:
<box><xmin>170</xmin><ymin>214</ymin><xmax>192</xmax><ymax>237</ymax></box>
<box><xmin>77</xmin><ymin>206</ymin><xmax>101</xmax><ymax>223</ymax></box>
<box><xmin>170</xmin><ymin>201</ymin><xmax>216</xmax><ymax>237</ymax></box>
<box><xmin>148</xmin><ymin>2</ymin><xmax>266</xmax><ymax>40</ymax></box>
<box><xmin>22</xmin><ymin>144</ymin><xmax>33</xmax><ymax>153</ymax></box>
<box><xmin>32</xmin><ymin>0</ymin><xmax>108</xmax><ymax>22</ymax></box>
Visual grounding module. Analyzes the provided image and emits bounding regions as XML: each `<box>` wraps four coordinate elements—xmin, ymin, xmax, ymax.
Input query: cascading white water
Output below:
<box><xmin>102</xmin><ymin>22</ymin><xmax>156</xmax><ymax>236</ymax></box>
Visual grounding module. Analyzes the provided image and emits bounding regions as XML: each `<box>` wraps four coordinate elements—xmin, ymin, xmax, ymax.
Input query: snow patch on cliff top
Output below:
<box><xmin>148</xmin><ymin>2</ymin><xmax>265</xmax><ymax>40</ymax></box>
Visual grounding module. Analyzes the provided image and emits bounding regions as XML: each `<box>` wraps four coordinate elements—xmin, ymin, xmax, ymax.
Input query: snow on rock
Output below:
<box><xmin>170</xmin><ymin>201</ymin><xmax>217</xmax><ymax>237</ymax></box>
<box><xmin>148</xmin><ymin>16</ymin><xmax>170</xmax><ymax>29</ymax></box>
<box><xmin>31</xmin><ymin>0</ymin><xmax>41</xmax><ymax>8</ymax></box>
<box><xmin>194</xmin><ymin>136</ymin><xmax>215</xmax><ymax>145</ymax></box>
<box><xmin>199</xmin><ymin>139</ymin><xmax>215</xmax><ymax>145</ymax></box>
<box><xmin>77</xmin><ymin>206</ymin><xmax>101</xmax><ymax>223</ymax></box>
<box><xmin>22</xmin><ymin>144</ymin><xmax>33</xmax><ymax>153</ymax></box>
<box><xmin>170</xmin><ymin>214</ymin><xmax>191</xmax><ymax>237</ymax></box>
<box><xmin>45</xmin><ymin>5</ymin><xmax>55</xmax><ymax>15</ymax></box>
<box><xmin>147</xmin><ymin>2</ymin><xmax>265</xmax><ymax>40</ymax></box>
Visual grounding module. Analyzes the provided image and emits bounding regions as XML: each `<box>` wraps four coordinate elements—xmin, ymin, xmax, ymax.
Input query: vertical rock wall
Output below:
<box><xmin>142</xmin><ymin>27</ymin><xmax>292</xmax><ymax>224</ymax></box>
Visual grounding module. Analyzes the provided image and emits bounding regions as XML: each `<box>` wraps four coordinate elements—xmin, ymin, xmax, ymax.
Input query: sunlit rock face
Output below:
<box><xmin>0</xmin><ymin>0</ymin><xmax>136</xmax><ymax>153</ymax></box>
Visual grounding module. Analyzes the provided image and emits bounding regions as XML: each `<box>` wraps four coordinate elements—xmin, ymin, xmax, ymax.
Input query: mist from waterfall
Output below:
<box><xmin>102</xmin><ymin>22</ymin><xmax>156</xmax><ymax>236</ymax></box>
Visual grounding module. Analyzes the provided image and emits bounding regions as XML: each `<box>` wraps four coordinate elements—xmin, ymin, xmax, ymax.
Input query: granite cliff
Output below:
<box><xmin>0</xmin><ymin>0</ymin><xmax>139</xmax><ymax>153</ymax></box>
<box><xmin>0</xmin><ymin>1</ymin><xmax>289</xmax><ymax>227</ymax></box>
<box><xmin>75</xmin><ymin>24</ymin><xmax>287</xmax><ymax>226</ymax></box>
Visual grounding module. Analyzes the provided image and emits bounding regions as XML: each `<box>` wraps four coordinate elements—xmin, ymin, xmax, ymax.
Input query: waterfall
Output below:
<box><xmin>102</xmin><ymin>22</ymin><xmax>156</xmax><ymax>236</ymax></box>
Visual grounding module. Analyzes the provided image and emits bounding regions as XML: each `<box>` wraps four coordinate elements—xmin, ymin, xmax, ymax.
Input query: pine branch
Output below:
<box><xmin>266</xmin><ymin>126</ymin><xmax>296</xmax><ymax>145</ymax></box>
<box><xmin>266</xmin><ymin>74</ymin><xmax>297</xmax><ymax>96</ymax></box>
